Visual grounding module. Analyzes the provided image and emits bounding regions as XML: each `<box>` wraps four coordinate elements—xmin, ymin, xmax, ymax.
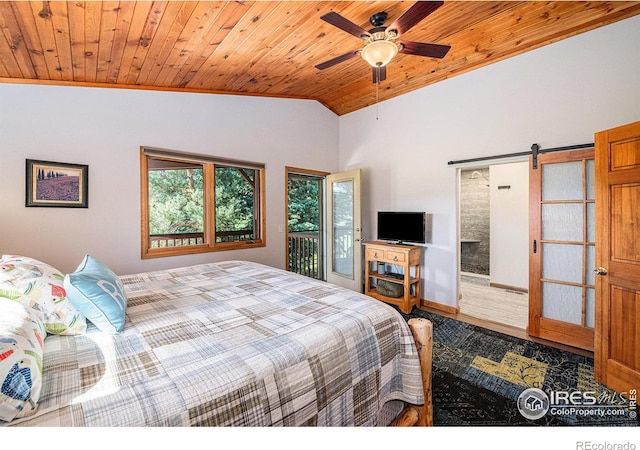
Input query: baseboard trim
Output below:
<box><xmin>421</xmin><ymin>299</ymin><xmax>459</xmax><ymax>315</ymax></box>
<box><xmin>489</xmin><ymin>282</ymin><xmax>528</xmax><ymax>293</ymax></box>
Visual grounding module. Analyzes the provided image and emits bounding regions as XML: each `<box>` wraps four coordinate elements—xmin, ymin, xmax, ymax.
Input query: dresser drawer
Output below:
<box><xmin>366</xmin><ymin>248</ymin><xmax>385</xmax><ymax>261</ymax></box>
<box><xmin>384</xmin><ymin>250</ymin><xmax>406</xmax><ymax>263</ymax></box>
<box><xmin>366</xmin><ymin>246</ymin><xmax>412</xmax><ymax>264</ymax></box>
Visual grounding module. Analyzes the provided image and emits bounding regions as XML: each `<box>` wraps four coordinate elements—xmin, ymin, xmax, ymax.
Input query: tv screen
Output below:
<box><xmin>377</xmin><ymin>211</ymin><xmax>426</xmax><ymax>244</ymax></box>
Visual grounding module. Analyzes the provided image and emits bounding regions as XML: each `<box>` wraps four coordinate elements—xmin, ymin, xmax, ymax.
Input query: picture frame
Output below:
<box><xmin>25</xmin><ymin>159</ymin><xmax>89</xmax><ymax>208</ymax></box>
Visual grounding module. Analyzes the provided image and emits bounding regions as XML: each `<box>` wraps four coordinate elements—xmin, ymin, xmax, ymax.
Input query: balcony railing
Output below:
<box><xmin>215</xmin><ymin>230</ymin><xmax>255</xmax><ymax>243</ymax></box>
<box><xmin>150</xmin><ymin>230</ymin><xmax>254</xmax><ymax>248</ymax></box>
<box><xmin>151</xmin><ymin>228</ymin><xmax>350</xmax><ymax>283</ymax></box>
<box><xmin>150</xmin><ymin>232</ymin><xmax>204</xmax><ymax>248</ymax></box>
<box><xmin>288</xmin><ymin>231</ymin><xmax>321</xmax><ymax>279</ymax></box>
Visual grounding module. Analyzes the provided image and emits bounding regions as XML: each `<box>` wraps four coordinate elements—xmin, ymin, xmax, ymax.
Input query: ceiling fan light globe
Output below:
<box><xmin>361</xmin><ymin>40</ymin><xmax>398</xmax><ymax>67</ymax></box>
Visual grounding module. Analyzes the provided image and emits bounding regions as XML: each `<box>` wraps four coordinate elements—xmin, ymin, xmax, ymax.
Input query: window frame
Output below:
<box><xmin>140</xmin><ymin>147</ymin><xmax>266</xmax><ymax>259</ymax></box>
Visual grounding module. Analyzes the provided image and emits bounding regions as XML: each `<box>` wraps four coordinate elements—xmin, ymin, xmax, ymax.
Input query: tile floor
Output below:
<box><xmin>459</xmin><ymin>272</ymin><xmax>529</xmax><ymax>330</ymax></box>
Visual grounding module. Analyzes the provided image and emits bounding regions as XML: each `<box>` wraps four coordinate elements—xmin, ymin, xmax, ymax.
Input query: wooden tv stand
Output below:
<box><xmin>364</xmin><ymin>241</ymin><xmax>422</xmax><ymax>314</ymax></box>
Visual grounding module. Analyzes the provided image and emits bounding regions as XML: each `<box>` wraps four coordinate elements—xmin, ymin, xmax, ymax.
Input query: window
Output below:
<box><xmin>140</xmin><ymin>147</ymin><xmax>265</xmax><ymax>258</ymax></box>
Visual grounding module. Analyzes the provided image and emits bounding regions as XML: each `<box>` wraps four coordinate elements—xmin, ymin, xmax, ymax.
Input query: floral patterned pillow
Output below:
<box><xmin>0</xmin><ymin>297</ymin><xmax>46</xmax><ymax>422</ymax></box>
<box><xmin>0</xmin><ymin>255</ymin><xmax>86</xmax><ymax>335</ymax></box>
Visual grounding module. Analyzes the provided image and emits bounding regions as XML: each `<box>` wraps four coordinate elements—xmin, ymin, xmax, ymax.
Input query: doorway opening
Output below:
<box><xmin>286</xmin><ymin>168</ymin><xmax>327</xmax><ymax>280</ymax></box>
<box><xmin>285</xmin><ymin>167</ymin><xmax>363</xmax><ymax>291</ymax></box>
<box><xmin>458</xmin><ymin>163</ymin><xmax>529</xmax><ymax>330</ymax></box>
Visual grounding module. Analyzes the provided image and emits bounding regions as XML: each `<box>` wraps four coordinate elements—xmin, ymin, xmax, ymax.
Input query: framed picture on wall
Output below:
<box><xmin>25</xmin><ymin>159</ymin><xmax>89</xmax><ymax>208</ymax></box>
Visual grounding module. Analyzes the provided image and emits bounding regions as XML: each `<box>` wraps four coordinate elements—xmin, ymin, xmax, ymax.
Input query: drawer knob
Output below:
<box><xmin>393</xmin><ymin>256</ymin><xmax>398</xmax><ymax>261</ymax></box>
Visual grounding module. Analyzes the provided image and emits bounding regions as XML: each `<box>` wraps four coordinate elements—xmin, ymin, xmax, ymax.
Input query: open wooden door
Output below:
<box><xmin>594</xmin><ymin>120</ymin><xmax>640</xmax><ymax>393</ymax></box>
<box><xmin>326</xmin><ymin>169</ymin><xmax>362</xmax><ymax>291</ymax></box>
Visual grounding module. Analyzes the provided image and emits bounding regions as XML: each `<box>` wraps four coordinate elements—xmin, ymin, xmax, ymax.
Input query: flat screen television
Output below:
<box><xmin>377</xmin><ymin>211</ymin><xmax>426</xmax><ymax>244</ymax></box>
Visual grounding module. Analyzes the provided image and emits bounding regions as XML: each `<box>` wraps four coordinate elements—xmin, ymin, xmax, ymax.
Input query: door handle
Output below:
<box><xmin>594</xmin><ymin>267</ymin><xmax>608</xmax><ymax>276</ymax></box>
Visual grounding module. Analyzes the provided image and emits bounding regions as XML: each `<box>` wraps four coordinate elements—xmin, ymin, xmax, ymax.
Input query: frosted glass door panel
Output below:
<box><xmin>586</xmin><ymin>288</ymin><xmax>595</xmax><ymax>328</ymax></box>
<box><xmin>587</xmin><ymin>203</ymin><xmax>596</xmax><ymax>242</ymax></box>
<box><xmin>542</xmin><ymin>282</ymin><xmax>582</xmax><ymax>325</ymax></box>
<box><xmin>540</xmin><ymin>159</ymin><xmax>594</xmax><ymax>328</ymax></box>
<box><xmin>586</xmin><ymin>245</ymin><xmax>595</xmax><ymax>286</ymax></box>
<box><xmin>542</xmin><ymin>203</ymin><xmax>583</xmax><ymax>241</ymax></box>
<box><xmin>542</xmin><ymin>243</ymin><xmax>583</xmax><ymax>283</ymax></box>
<box><xmin>332</xmin><ymin>180</ymin><xmax>353</xmax><ymax>278</ymax></box>
<box><xmin>586</xmin><ymin>159</ymin><xmax>595</xmax><ymax>200</ymax></box>
<box><xmin>542</xmin><ymin>162</ymin><xmax>583</xmax><ymax>200</ymax></box>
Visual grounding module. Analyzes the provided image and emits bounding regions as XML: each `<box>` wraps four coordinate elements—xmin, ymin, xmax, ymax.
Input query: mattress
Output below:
<box><xmin>5</xmin><ymin>260</ymin><xmax>424</xmax><ymax>426</ymax></box>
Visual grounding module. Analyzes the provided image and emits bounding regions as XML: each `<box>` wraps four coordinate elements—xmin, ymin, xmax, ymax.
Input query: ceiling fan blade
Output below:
<box><xmin>372</xmin><ymin>65</ymin><xmax>387</xmax><ymax>84</ymax></box>
<box><xmin>398</xmin><ymin>40</ymin><xmax>451</xmax><ymax>59</ymax></box>
<box><xmin>320</xmin><ymin>11</ymin><xmax>370</xmax><ymax>39</ymax></box>
<box><xmin>388</xmin><ymin>1</ymin><xmax>444</xmax><ymax>35</ymax></box>
<box><xmin>315</xmin><ymin>49</ymin><xmax>360</xmax><ymax>70</ymax></box>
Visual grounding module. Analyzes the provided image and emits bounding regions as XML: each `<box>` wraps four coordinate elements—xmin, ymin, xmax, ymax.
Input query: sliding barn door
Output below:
<box><xmin>594</xmin><ymin>121</ymin><xmax>640</xmax><ymax>393</ymax></box>
<box><xmin>529</xmin><ymin>149</ymin><xmax>595</xmax><ymax>350</ymax></box>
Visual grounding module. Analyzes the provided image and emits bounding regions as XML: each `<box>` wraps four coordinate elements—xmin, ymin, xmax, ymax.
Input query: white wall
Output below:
<box><xmin>489</xmin><ymin>162</ymin><xmax>529</xmax><ymax>290</ymax></box>
<box><xmin>2</xmin><ymin>15</ymin><xmax>639</xmax><ymax>300</ymax></box>
<box><xmin>0</xmin><ymin>85</ymin><xmax>339</xmax><ymax>274</ymax></box>
<box><xmin>339</xmin><ymin>15</ymin><xmax>640</xmax><ymax>308</ymax></box>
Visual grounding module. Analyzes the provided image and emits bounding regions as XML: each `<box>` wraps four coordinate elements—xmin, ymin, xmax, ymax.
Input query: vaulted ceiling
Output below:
<box><xmin>1</xmin><ymin>1</ymin><xmax>639</xmax><ymax>116</ymax></box>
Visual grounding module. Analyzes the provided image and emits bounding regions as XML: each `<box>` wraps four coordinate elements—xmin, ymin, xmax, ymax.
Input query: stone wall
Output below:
<box><xmin>460</xmin><ymin>168</ymin><xmax>490</xmax><ymax>275</ymax></box>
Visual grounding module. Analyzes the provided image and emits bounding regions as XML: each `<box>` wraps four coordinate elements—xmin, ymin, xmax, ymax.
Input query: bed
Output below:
<box><xmin>1</xmin><ymin>257</ymin><xmax>432</xmax><ymax>427</ymax></box>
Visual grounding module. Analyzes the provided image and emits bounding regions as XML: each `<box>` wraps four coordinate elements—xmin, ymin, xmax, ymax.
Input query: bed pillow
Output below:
<box><xmin>0</xmin><ymin>297</ymin><xmax>46</xmax><ymax>422</ymax></box>
<box><xmin>0</xmin><ymin>255</ymin><xmax>87</xmax><ymax>335</ymax></box>
<box><xmin>64</xmin><ymin>255</ymin><xmax>127</xmax><ymax>334</ymax></box>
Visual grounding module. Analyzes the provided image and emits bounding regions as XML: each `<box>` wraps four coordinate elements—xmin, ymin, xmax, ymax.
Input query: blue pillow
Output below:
<box><xmin>64</xmin><ymin>255</ymin><xmax>127</xmax><ymax>334</ymax></box>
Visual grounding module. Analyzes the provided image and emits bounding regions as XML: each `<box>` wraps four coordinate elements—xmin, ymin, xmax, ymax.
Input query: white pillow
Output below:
<box><xmin>0</xmin><ymin>255</ymin><xmax>86</xmax><ymax>335</ymax></box>
<box><xmin>0</xmin><ymin>298</ymin><xmax>46</xmax><ymax>422</ymax></box>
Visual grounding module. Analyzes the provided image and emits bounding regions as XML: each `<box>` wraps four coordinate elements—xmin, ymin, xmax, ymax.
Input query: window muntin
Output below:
<box><xmin>141</xmin><ymin>148</ymin><xmax>265</xmax><ymax>258</ymax></box>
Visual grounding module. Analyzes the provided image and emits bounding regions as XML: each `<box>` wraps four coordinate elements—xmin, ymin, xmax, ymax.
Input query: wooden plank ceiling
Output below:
<box><xmin>1</xmin><ymin>1</ymin><xmax>639</xmax><ymax>116</ymax></box>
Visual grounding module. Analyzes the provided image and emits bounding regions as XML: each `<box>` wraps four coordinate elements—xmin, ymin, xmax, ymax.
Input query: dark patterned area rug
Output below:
<box><xmin>397</xmin><ymin>307</ymin><xmax>639</xmax><ymax>427</ymax></box>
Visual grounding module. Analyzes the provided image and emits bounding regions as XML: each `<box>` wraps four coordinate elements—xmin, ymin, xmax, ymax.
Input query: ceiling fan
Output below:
<box><xmin>315</xmin><ymin>1</ymin><xmax>451</xmax><ymax>84</ymax></box>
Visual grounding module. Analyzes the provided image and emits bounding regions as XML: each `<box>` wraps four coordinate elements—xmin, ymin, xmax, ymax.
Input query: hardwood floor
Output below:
<box><xmin>419</xmin><ymin>273</ymin><xmax>593</xmax><ymax>358</ymax></box>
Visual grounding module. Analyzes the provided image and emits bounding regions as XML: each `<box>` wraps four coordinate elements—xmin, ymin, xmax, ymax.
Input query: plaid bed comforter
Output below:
<box><xmin>7</xmin><ymin>260</ymin><xmax>424</xmax><ymax>426</ymax></box>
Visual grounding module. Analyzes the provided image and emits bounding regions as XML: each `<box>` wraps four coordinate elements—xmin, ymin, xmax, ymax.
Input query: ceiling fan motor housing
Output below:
<box><xmin>369</xmin><ymin>12</ymin><xmax>388</xmax><ymax>27</ymax></box>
